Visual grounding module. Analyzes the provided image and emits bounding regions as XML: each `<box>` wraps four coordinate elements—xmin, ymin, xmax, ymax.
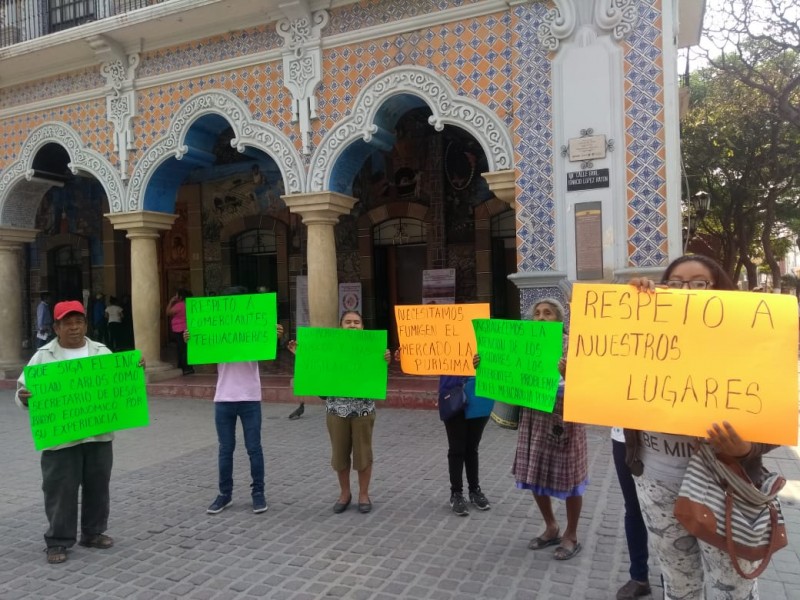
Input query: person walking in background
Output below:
<box><xmin>482</xmin><ymin>298</ymin><xmax>588</xmax><ymax>561</ymax></box>
<box><xmin>185</xmin><ymin>286</ymin><xmax>283</xmax><ymax>515</ymax></box>
<box><xmin>35</xmin><ymin>291</ymin><xmax>54</xmax><ymax>348</ymax></box>
<box><xmin>91</xmin><ymin>292</ymin><xmax>106</xmax><ymax>344</ymax></box>
<box><xmin>167</xmin><ymin>289</ymin><xmax>193</xmax><ymax>375</ymax></box>
<box><xmin>288</xmin><ymin>311</ymin><xmax>391</xmax><ymax>514</ymax></box>
<box><xmin>611</xmin><ymin>427</ymin><xmax>651</xmax><ymax>599</ymax></box>
<box><xmin>104</xmin><ymin>296</ymin><xmax>124</xmax><ymax>352</ymax></box>
<box><xmin>627</xmin><ymin>254</ymin><xmax>778</xmax><ymax>599</ymax></box>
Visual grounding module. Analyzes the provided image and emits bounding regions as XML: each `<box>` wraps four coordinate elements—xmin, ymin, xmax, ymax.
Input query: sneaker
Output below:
<box><xmin>207</xmin><ymin>495</ymin><xmax>232</xmax><ymax>514</ymax></box>
<box><xmin>469</xmin><ymin>490</ymin><xmax>491</xmax><ymax>511</ymax></box>
<box><xmin>450</xmin><ymin>493</ymin><xmax>469</xmax><ymax>516</ymax></box>
<box><xmin>252</xmin><ymin>493</ymin><xmax>268</xmax><ymax>514</ymax></box>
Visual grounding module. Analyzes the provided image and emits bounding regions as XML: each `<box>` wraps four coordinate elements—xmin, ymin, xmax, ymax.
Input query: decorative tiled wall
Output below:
<box><xmin>623</xmin><ymin>0</ymin><xmax>668</xmax><ymax>267</ymax></box>
<box><xmin>0</xmin><ymin>68</ymin><xmax>104</xmax><ymax>110</ymax></box>
<box><xmin>326</xmin><ymin>0</ymin><xmax>484</xmax><ymax>36</ymax></box>
<box><xmin>511</xmin><ymin>2</ymin><xmax>555</xmax><ymax>273</ymax></box>
<box><xmin>314</xmin><ymin>13</ymin><xmax>513</xmax><ymax>148</ymax></box>
<box><xmin>137</xmin><ymin>26</ymin><xmax>283</xmax><ymax>79</ymax></box>
<box><xmin>0</xmin><ymin>98</ymin><xmax>113</xmax><ymax>167</ymax></box>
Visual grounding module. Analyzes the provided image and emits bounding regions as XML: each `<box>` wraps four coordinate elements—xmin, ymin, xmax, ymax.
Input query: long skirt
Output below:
<box><xmin>512</xmin><ymin>397</ymin><xmax>589</xmax><ymax>499</ymax></box>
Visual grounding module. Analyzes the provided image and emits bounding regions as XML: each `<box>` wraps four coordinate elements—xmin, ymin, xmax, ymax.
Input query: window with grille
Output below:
<box><xmin>48</xmin><ymin>0</ymin><xmax>95</xmax><ymax>33</ymax></box>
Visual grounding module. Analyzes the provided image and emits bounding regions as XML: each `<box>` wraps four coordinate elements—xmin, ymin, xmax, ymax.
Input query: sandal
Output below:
<box><xmin>528</xmin><ymin>535</ymin><xmax>562</xmax><ymax>550</ymax></box>
<box><xmin>553</xmin><ymin>541</ymin><xmax>582</xmax><ymax>561</ymax></box>
<box><xmin>46</xmin><ymin>546</ymin><xmax>67</xmax><ymax>564</ymax></box>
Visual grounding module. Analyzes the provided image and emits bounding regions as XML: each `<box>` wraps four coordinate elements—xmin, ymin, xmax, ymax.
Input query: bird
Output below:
<box><xmin>288</xmin><ymin>402</ymin><xmax>305</xmax><ymax>420</ymax></box>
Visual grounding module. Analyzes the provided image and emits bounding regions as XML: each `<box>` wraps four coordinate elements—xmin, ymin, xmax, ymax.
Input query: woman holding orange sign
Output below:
<box><xmin>626</xmin><ymin>254</ymin><xmax>778</xmax><ymax>600</ymax></box>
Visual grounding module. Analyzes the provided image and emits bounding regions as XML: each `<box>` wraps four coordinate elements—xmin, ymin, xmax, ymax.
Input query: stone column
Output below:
<box><xmin>482</xmin><ymin>169</ymin><xmax>517</xmax><ymax>208</ymax></box>
<box><xmin>106</xmin><ymin>211</ymin><xmax>178</xmax><ymax>380</ymax></box>
<box><xmin>0</xmin><ymin>227</ymin><xmax>38</xmax><ymax>377</ymax></box>
<box><xmin>283</xmin><ymin>192</ymin><xmax>356</xmax><ymax>327</ymax></box>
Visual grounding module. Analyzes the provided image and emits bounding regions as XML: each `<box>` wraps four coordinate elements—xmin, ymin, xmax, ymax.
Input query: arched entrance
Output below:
<box><xmin>0</xmin><ymin>122</ymin><xmax>127</xmax><ymax>351</ymax></box>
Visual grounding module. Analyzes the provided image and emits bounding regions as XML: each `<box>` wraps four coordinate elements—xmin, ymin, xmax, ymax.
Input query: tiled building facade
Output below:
<box><xmin>0</xmin><ymin>0</ymin><xmax>701</xmax><ymax>376</ymax></box>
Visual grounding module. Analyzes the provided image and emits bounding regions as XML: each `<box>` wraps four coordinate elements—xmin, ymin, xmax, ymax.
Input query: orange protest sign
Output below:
<box><xmin>564</xmin><ymin>283</ymin><xmax>799</xmax><ymax>446</ymax></box>
<box><xmin>395</xmin><ymin>304</ymin><xmax>490</xmax><ymax>375</ymax></box>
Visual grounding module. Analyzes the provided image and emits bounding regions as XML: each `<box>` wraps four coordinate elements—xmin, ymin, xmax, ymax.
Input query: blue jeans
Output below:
<box><xmin>612</xmin><ymin>439</ymin><xmax>649</xmax><ymax>582</ymax></box>
<box><xmin>214</xmin><ymin>402</ymin><xmax>264</xmax><ymax>497</ymax></box>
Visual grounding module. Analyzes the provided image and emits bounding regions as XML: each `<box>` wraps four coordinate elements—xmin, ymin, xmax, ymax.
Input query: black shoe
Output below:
<box><xmin>450</xmin><ymin>493</ymin><xmax>469</xmax><ymax>516</ymax></box>
<box><xmin>616</xmin><ymin>580</ymin><xmax>651</xmax><ymax>599</ymax></box>
<box><xmin>333</xmin><ymin>494</ymin><xmax>352</xmax><ymax>514</ymax></box>
<box><xmin>468</xmin><ymin>489</ymin><xmax>491</xmax><ymax>511</ymax></box>
<box><xmin>183</xmin><ymin>367</ymin><xmax>195</xmax><ymax>375</ymax></box>
<box><xmin>288</xmin><ymin>403</ymin><xmax>305</xmax><ymax>420</ymax></box>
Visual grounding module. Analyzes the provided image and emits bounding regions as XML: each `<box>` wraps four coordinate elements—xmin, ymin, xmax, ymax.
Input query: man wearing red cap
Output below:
<box><xmin>16</xmin><ymin>300</ymin><xmax>116</xmax><ymax>565</ymax></box>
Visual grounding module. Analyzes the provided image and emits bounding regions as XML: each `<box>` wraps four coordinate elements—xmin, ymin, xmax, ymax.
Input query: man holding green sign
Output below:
<box><xmin>16</xmin><ymin>301</ymin><xmax>146</xmax><ymax>565</ymax></box>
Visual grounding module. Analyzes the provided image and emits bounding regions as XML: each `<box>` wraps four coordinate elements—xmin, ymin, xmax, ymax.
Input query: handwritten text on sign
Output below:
<box><xmin>24</xmin><ymin>351</ymin><xmax>148</xmax><ymax>451</ymax></box>
<box><xmin>395</xmin><ymin>304</ymin><xmax>490</xmax><ymax>375</ymax></box>
<box><xmin>473</xmin><ymin>319</ymin><xmax>564</xmax><ymax>412</ymax></box>
<box><xmin>563</xmin><ymin>284</ymin><xmax>799</xmax><ymax>445</ymax></box>
<box><xmin>186</xmin><ymin>293</ymin><xmax>277</xmax><ymax>364</ymax></box>
<box><xmin>293</xmin><ymin>328</ymin><xmax>388</xmax><ymax>400</ymax></box>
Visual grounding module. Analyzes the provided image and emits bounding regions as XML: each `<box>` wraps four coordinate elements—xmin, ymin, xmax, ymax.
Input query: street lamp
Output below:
<box><xmin>691</xmin><ymin>190</ymin><xmax>711</xmax><ymax>219</ymax></box>
<box><xmin>683</xmin><ymin>190</ymin><xmax>711</xmax><ymax>252</ymax></box>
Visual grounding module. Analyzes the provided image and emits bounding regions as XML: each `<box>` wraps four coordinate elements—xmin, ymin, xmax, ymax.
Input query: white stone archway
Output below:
<box><xmin>307</xmin><ymin>65</ymin><xmax>515</xmax><ymax>193</ymax></box>
<box><xmin>126</xmin><ymin>89</ymin><xmax>306</xmax><ymax>211</ymax></box>
<box><xmin>0</xmin><ymin>122</ymin><xmax>126</xmax><ymax>227</ymax></box>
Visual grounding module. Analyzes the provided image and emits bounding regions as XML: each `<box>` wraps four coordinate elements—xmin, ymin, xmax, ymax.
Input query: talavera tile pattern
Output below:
<box><xmin>623</xmin><ymin>0</ymin><xmax>668</xmax><ymax>267</ymax></box>
<box><xmin>511</xmin><ymin>2</ymin><xmax>554</xmax><ymax>274</ymax></box>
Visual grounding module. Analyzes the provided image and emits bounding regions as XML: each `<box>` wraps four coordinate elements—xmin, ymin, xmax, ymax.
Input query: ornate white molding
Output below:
<box><xmin>0</xmin><ymin>0</ymin><xmax>512</xmax><ymax>120</ymax></box>
<box><xmin>0</xmin><ymin>122</ymin><xmax>126</xmax><ymax>227</ymax></box>
<box><xmin>126</xmin><ymin>89</ymin><xmax>305</xmax><ymax>211</ymax></box>
<box><xmin>277</xmin><ymin>2</ymin><xmax>329</xmax><ymax>156</ymax></box>
<box><xmin>88</xmin><ymin>34</ymin><xmax>141</xmax><ymax>180</ymax></box>
<box><xmin>538</xmin><ymin>0</ymin><xmax>638</xmax><ymax>51</ymax></box>
<box><xmin>308</xmin><ymin>65</ymin><xmax>514</xmax><ymax>192</ymax></box>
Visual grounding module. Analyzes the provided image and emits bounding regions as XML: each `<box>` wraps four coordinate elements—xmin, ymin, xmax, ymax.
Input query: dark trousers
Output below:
<box><xmin>107</xmin><ymin>322</ymin><xmax>122</xmax><ymax>351</ymax></box>
<box><xmin>214</xmin><ymin>402</ymin><xmax>264</xmax><ymax>497</ymax></box>
<box><xmin>40</xmin><ymin>441</ymin><xmax>113</xmax><ymax>548</ymax></box>
<box><xmin>171</xmin><ymin>331</ymin><xmax>188</xmax><ymax>370</ymax></box>
<box><xmin>443</xmin><ymin>413</ymin><xmax>489</xmax><ymax>494</ymax></box>
<box><xmin>612</xmin><ymin>439</ymin><xmax>649</xmax><ymax>582</ymax></box>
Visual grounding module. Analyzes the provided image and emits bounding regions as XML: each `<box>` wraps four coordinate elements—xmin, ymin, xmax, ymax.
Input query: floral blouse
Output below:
<box><xmin>323</xmin><ymin>397</ymin><xmax>375</xmax><ymax>418</ymax></box>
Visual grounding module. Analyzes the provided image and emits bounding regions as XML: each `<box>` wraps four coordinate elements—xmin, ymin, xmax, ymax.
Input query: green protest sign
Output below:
<box><xmin>24</xmin><ymin>350</ymin><xmax>147</xmax><ymax>451</ymax></box>
<box><xmin>186</xmin><ymin>293</ymin><xmax>277</xmax><ymax>364</ymax></box>
<box><xmin>473</xmin><ymin>319</ymin><xmax>563</xmax><ymax>412</ymax></box>
<box><xmin>293</xmin><ymin>328</ymin><xmax>388</xmax><ymax>400</ymax></box>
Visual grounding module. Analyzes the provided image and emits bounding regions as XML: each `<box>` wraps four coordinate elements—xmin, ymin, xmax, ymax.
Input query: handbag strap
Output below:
<box><xmin>697</xmin><ymin>444</ymin><xmax>784</xmax><ymax>505</ymax></box>
<box><xmin>725</xmin><ymin>492</ymin><xmax>783</xmax><ymax>579</ymax></box>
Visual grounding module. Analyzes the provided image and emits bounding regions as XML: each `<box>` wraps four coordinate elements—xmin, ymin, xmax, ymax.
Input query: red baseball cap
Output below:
<box><xmin>53</xmin><ymin>300</ymin><xmax>86</xmax><ymax>321</ymax></box>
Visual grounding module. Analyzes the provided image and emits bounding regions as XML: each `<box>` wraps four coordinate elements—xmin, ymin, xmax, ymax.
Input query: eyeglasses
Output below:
<box><xmin>664</xmin><ymin>280</ymin><xmax>713</xmax><ymax>290</ymax></box>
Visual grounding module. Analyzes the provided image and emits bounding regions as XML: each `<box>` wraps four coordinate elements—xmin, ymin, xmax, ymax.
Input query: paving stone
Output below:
<box><xmin>0</xmin><ymin>395</ymin><xmax>798</xmax><ymax>599</ymax></box>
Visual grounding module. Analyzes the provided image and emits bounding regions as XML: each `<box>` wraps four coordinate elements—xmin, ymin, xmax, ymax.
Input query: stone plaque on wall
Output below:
<box><xmin>574</xmin><ymin>202</ymin><xmax>603</xmax><ymax>280</ymax></box>
<box><xmin>567</xmin><ymin>134</ymin><xmax>607</xmax><ymax>162</ymax></box>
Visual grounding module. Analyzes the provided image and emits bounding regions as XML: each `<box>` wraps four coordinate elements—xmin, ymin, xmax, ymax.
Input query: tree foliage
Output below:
<box><xmin>700</xmin><ymin>0</ymin><xmax>800</xmax><ymax>130</ymax></box>
<box><xmin>681</xmin><ymin>55</ymin><xmax>800</xmax><ymax>288</ymax></box>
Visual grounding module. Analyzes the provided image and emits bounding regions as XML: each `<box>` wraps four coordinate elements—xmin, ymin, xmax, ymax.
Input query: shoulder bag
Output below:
<box><xmin>674</xmin><ymin>443</ymin><xmax>787</xmax><ymax>579</ymax></box>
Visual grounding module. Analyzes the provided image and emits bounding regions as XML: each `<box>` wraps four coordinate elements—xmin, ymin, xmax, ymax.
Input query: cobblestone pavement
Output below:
<box><xmin>1</xmin><ymin>391</ymin><xmax>798</xmax><ymax>600</ymax></box>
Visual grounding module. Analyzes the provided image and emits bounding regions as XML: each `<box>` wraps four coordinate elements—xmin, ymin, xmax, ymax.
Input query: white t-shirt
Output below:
<box><xmin>638</xmin><ymin>431</ymin><xmax>695</xmax><ymax>484</ymax></box>
<box><xmin>610</xmin><ymin>426</ymin><xmax>624</xmax><ymax>443</ymax></box>
<box><xmin>61</xmin><ymin>345</ymin><xmax>90</xmax><ymax>360</ymax></box>
<box><xmin>214</xmin><ymin>362</ymin><xmax>262</xmax><ymax>402</ymax></box>
<box><xmin>105</xmin><ymin>305</ymin><xmax>123</xmax><ymax>323</ymax></box>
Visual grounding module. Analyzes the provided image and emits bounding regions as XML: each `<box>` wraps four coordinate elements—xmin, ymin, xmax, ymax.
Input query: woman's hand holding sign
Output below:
<box><xmin>706</xmin><ymin>421</ymin><xmax>752</xmax><ymax>459</ymax></box>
